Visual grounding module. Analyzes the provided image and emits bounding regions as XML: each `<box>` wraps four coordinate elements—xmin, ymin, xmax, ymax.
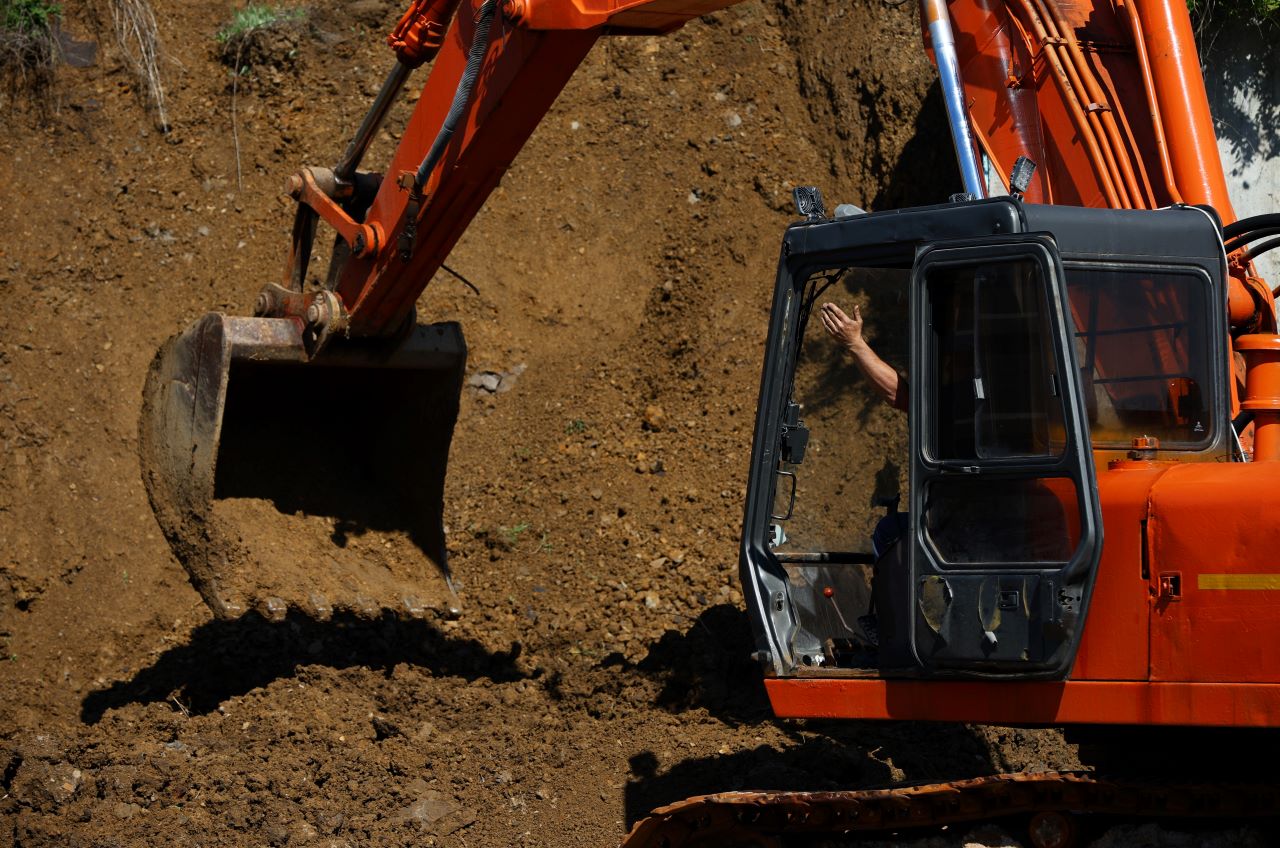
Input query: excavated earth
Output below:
<box><xmin>0</xmin><ymin>1</ymin><xmax>1271</xmax><ymax>846</ymax></box>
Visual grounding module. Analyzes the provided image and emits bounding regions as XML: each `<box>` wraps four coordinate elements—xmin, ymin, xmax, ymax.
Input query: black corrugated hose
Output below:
<box><xmin>414</xmin><ymin>0</ymin><xmax>498</xmax><ymax>191</ymax></box>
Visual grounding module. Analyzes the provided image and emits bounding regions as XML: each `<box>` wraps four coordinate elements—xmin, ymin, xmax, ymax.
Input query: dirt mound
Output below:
<box><xmin>0</xmin><ymin>0</ymin><xmax>1261</xmax><ymax>846</ymax></box>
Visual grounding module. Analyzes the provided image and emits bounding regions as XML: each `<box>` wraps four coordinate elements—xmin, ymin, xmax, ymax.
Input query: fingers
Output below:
<box><xmin>820</xmin><ymin>301</ymin><xmax>867</xmax><ymax>351</ymax></box>
<box><xmin>820</xmin><ymin>305</ymin><xmax>844</xmax><ymax>333</ymax></box>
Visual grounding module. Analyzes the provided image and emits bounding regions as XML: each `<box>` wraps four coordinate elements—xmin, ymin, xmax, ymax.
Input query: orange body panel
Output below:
<box><xmin>1069</xmin><ymin>464</ymin><xmax>1165</xmax><ymax>681</ymax></box>
<box><xmin>507</xmin><ymin>0</ymin><xmax>742</xmax><ymax>31</ymax></box>
<box><xmin>765</xmin><ymin>678</ymin><xmax>1280</xmax><ymax>727</ymax></box>
<box><xmin>768</xmin><ymin>461</ymin><xmax>1280</xmax><ymax>726</ymax></box>
<box><xmin>1147</xmin><ymin>463</ymin><xmax>1280</xmax><ymax>683</ymax></box>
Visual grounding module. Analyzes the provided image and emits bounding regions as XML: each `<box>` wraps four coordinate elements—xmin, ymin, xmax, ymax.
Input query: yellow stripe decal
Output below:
<box><xmin>1198</xmin><ymin>574</ymin><xmax>1280</xmax><ymax>590</ymax></box>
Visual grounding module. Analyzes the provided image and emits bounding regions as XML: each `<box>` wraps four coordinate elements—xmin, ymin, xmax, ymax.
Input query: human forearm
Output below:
<box><xmin>821</xmin><ymin>301</ymin><xmax>908</xmax><ymax>411</ymax></box>
<box><xmin>846</xmin><ymin>340</ymin><xmax>904</xmax><ymax>409</ymax></box>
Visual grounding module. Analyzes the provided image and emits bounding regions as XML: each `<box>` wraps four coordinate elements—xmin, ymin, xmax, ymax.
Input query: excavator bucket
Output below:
<box><xmin>139</xmin><ymin>313</ymin><xmax>466</xmax><ymax>621</ymax></box>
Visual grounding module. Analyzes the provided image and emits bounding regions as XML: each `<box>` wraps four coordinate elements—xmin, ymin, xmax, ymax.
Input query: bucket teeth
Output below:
<box><xmin>260</xmin><ymin>596</ymin><xmax>289</xmax><ymax>623</ymax></box>
<box><xmin>402</xmin><ymin>595</ymin><xmax>426</xmax><ymax>618</ymax></box>
<box><xmin>140</xmin><ymin>313</ymin><xmax>467</xmax><ymax>622</ymax></box>
<box><xmin>307</xmin><ymin>593</ymin><xmax>333</xmax><ymax>621</ymax></box>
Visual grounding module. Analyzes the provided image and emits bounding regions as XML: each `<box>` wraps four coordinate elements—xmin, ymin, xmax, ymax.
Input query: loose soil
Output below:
<box><xmin>0</xmin><ymin>1</ymin><xmax>1267</xmax><ymax>846</ymax></box>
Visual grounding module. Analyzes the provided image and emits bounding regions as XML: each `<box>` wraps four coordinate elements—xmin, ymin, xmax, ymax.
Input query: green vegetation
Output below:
<box><xmin>216</xmin><ymin>3</ymin><xmax>306</xmax><ymax>43</ymax></box>
<box><xmin>1189</xmin><ymin>0</ymin><xmax>1280</xmax><ymax>26</ymax></box>
<box><xmin>500</xmin><ymin>522</ymin><xmax>531</xmax><ymax>548</ymax></box>
<box><xmin>2</xmin><ymin>0</ymin><xmax>59</xmax><ymax>34</ymax></box>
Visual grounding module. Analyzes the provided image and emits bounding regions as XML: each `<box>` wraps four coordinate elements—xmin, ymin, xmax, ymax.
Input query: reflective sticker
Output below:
<box><xmin>1197</xmin><ymin>574</ymin><xmax>1280</xmax><ymax>590</ymax></box>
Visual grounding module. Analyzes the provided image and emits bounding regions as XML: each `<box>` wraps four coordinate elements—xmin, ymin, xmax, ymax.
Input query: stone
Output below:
<box><xmin>402</xmin><ymin>790</ymin><xmax>456</xmax><ymax>825</ymax></box>
<box><xmin>642</xmin><ymin>404</ymin><xmax>667</xmax><ymax>431</ymax></box>
<box><xmin>400</xmin><ymin>790</ymin><xmax>476</xmax><ymax>836</ymax></box>
<box><xmin>113</xmin><ymin>802</ymin><xmax>142</xmax><ymax>819</ymax></box>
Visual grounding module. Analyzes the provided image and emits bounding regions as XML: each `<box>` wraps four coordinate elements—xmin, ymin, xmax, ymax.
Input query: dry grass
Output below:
<box><xmin>108</xmin><ymin>0</ymin><xmax>168</xmax><ymax>130</ymax></box>
<box><xmin>0</xmin><ymin>0</ymin><xmax>61</xmax><ymax>103</ymax></box>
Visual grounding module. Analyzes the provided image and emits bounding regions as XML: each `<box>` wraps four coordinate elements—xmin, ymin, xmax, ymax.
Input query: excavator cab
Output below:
<box><xmin>741</xmin><ymin>197</ymin><xmax>1229</xmax><ymax>681</ymax></box>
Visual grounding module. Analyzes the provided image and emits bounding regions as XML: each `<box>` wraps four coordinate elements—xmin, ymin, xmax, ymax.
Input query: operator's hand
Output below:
<box><xmin>820</xmin><ymin>302</ymin><xmax>866</xmax><ymax>353</ymax></box>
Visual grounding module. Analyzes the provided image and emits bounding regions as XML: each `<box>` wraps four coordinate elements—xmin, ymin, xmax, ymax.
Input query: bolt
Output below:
<box><xmin>305</xmin><ymin>301</ymin><xmax>325</xmax><ymax>326</ymax></box>
<box><xmin>352</xmin><ymin>233</ymin><xmax>366</xmax><ymax>255</ymax></box>
<box><xmin>502</xmin><ymin>0</ymin><xmax>525</xmax><ymax>20</ymax></box>
<box><xmin>254</xmin><ymin>292</ymin><xmax>273</xmax><ymax>316</ymax></box>
<box><xmin>286</xmin><ymin>174</ymin><xmax>304</xmax><ymax>198</ymax></box>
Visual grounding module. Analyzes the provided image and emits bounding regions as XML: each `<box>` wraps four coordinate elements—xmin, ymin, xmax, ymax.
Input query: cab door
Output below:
<box><xmin>906</xmin><ymin>238</ymin><xmax>1102</xmax><ymax>678</ymax></box>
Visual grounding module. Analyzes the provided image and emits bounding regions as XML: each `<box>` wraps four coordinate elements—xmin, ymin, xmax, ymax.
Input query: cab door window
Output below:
<box><xmin>928</xmin><ymin>259</ymin><xmax>1067</xmax><ymax>462</ymax></box>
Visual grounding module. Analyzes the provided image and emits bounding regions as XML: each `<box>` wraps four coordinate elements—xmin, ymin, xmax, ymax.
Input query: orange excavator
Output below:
<box><xmin>139</xmin><ymin>0</ymin><xmax>1280</xmax><ymax>841</ymax></box>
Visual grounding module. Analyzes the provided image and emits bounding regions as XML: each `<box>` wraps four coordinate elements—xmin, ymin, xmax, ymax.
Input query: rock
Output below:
<box><xmin>290</xmin><ymin>820</ymin><xmax>319</xmax><ymax>844</ymax></box>
<box><xmin>400</xmin><ymin>790</ymin><xmax>477</xmax><ymax>836</ymax></box>
<box><xmin>468</xmin><ymin>364</ymin><xmax>526</xmax><ymax>394</ymax></box>
<box><xmin>468</xmin><ymin>372</ymin><xmax>502</xmax><ymax>392</ymax></box>
<box><xmin>642</xmin><ymin>404</ymin><xmax>667</xmax><ymax>431</ymax></box>
<box><xmin>643</xmin><ymin>591</ymin><xmax>660</xmax><ymax>609</ymax></box>
<box><xmin>498</xmin><ymin>362</ymin><xmax>527</xmax><ymax>393</ymax></box>
<box><xmin>11</xmin><ymin>760</ymin><xmax>82</xmax><ymax>810</ymax></box>
<box><xmin>371</xmin><ymin>716</ymin><xmax>402</xmax><ymax>740</ymax></box>
<box><xmin>113</xmin><ymin>801</ymin><xmax>142</xmax><ymax>819</ymax></box>
<box><xmin>401</xmin><ymin>790</ymin><xmax>456</xmax><ymax>824</ymax></box>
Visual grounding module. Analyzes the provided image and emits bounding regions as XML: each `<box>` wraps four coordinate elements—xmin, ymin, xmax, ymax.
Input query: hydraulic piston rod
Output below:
<box><xmin>923</xmin><ymin>0</ymin><xmax>986</xmax><ymax>198</ymax></box>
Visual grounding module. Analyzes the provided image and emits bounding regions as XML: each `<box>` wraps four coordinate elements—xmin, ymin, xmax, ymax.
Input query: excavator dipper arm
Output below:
<box><xmin>272</xmin><ymin>0</ymin><xmax>746</xmax><ymax>342</ymax></box>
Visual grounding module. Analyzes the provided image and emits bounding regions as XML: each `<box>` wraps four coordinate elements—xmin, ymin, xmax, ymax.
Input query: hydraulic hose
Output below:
<box><xmin>1225</xmin><ymin>227</ymin><xmax>1280</xmax><ymax>255</ymax></box>
<box><xmin>1224</xmin><ymin>213</ymin><xmax>1280</xmax><ymax>243</ymax></box>
<box><xmin>1245</xmin><ymin>235</ymin><xmax>1280</xmax><ymax>264</ymax></box>
<box><xmin>414</xmin><ymin>0</ymin><xmax>497</xmax><ymax>191</ymax></box>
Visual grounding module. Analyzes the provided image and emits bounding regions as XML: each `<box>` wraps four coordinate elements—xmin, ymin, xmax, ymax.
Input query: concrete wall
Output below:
<box><xmin>1202</xmin><ymin>21</ymin><xmax>1280</xmax><ymax>280</ymax></box>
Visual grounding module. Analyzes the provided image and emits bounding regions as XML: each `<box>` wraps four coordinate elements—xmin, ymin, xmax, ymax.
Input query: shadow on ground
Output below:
<box><xmin>80</xmin><ymin>610</ymin><xmax>527</xmax><ymax>723</ymax></box>
<box><xmin>630</xmin><ymin>603</ymin><xmax>776</xmax><ymax>724</ymax></box>
<box><xmin>618</xmin><ymin>604</ymin><xmax>1002</xmax><ymax>826</ymax></box>
<box><xmin>622</xmin><ymin>719</ymin><xmax>1000</xmax><ymax>828</ymax></box>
